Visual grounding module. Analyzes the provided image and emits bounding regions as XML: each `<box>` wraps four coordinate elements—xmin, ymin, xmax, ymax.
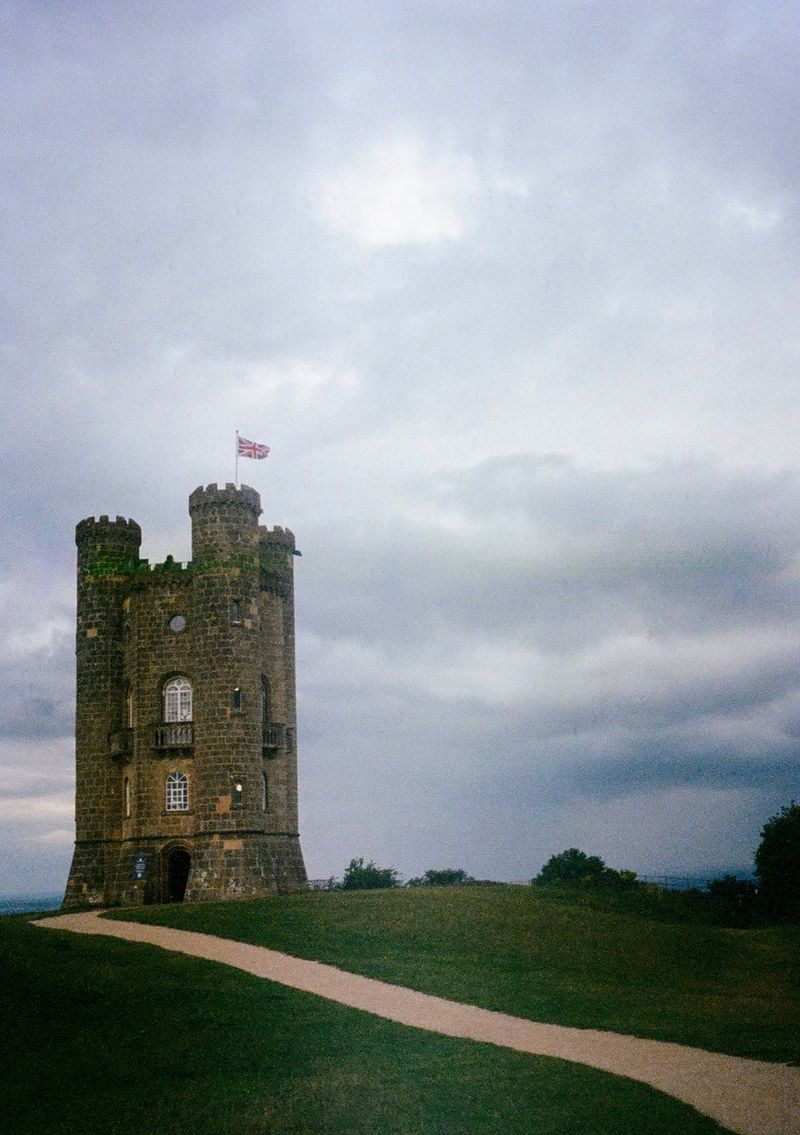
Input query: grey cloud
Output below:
<box><xmin>0</xmin><ymin>697</ymin><xmax>72</xmax><ymax>742</ymax></box>
<box><xmin>301</xmin><ymin>455</ymin><xmax>800</xmax><ymax>652</ymax></box>
<box><xmin>534</xmin><ymin>750</ymin><xmax>800</xmax><ymax>807</ymax></box>
<box><xmin>0</xmin><ymin>775</ymin><xmax>73</xmax><ymax>801</ymax></box>
<box><xmin>3</xmin><ymin>3</ymin><xmax>800</xmax><ymax>890</ymax></box>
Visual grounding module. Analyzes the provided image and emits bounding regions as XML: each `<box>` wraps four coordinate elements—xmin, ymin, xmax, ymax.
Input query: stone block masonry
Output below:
<box><xmin>63</xmin><ymin>484</ymin><xmax>307</xmax><ymax>906</ymax></box>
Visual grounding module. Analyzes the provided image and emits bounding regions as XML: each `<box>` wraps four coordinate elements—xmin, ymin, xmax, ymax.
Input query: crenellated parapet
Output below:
<box><xmin>189</xmin><ymin>482</ymin><xmax>261</xmax><ymax>515</ymax></box>
<box><xmin>260</xmin><ymin>524</ymin><xmax>296</xmax><ymax>550</ymax></box>
<box><xmin>76</xmin><ymin>515</ymin><xmax>141</xmax><ymax>575</ymax></box>
<box><xmin>129</xmin><ymin>559</ymin><xmax>193</xmax><ymax>594</ymax></box>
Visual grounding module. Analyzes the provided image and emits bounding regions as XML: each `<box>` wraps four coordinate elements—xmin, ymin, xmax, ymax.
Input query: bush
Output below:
<box><xmin>755</xmin><ymin>801</ymin><xmax>800</xmax><ymax>922</ymax></box>
<box><xmin>532</xmin><ymin>848</ymin><xmax>636</xmax><ymax>889</ymax></box>
<box><xmin>339</xmin><ymin>857</ymin><xmax>400</xmax><ymax>891</ymax></box>
<box><xmin>406</xmin><ymin>868</ymin><xmax>473</xmax><ymax>887</ymax></box>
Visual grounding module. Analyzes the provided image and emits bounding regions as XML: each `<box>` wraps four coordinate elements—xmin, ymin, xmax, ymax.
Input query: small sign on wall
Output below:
<box><xmin>132</xmin><ymin>856</ymin><xmax>150</xmax><ymax>880</ymax></box>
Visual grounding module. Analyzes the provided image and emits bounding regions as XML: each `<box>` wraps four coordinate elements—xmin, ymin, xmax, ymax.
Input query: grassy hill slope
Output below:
<box><xmin>117</xmin><ymin>884</ymin><xmax>800</xmax><ymax>1063</ymax></box>
<box><xmin>1</xmin><ymin>910</ymin><xmax>730</xmax><ymax>1135</ymax></box>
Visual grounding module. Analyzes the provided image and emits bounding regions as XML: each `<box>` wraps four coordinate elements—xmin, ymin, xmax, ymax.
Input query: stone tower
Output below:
<box><xmin>63</xmin><ymin>483</ymin><xmax>307</xmax><ymax>906</ymax></box>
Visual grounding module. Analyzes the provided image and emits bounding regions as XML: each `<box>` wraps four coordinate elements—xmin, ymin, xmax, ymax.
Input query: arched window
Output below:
<box><xmin>165</xmin><ymin>771</ymin><xmax>189</xmax><ymax>812</ymax></box>
<box><xmin>125</xmin><ymin>686</ymin><xmax>134</xmax><ymax>728</ymax></box>
<box><xmin>124</xmin><ymin>777</ymin><xmax>131</xmax><ymax>818</ymax></box>
<box><xmin>261</xmin><ymin>772</ymin><xmax>268</xmax><ymax>812</ymax></box>
<box><xmin>164</xmin><ymin>677</ymin><xmax>192</xmax><ymax>722</ymax></box>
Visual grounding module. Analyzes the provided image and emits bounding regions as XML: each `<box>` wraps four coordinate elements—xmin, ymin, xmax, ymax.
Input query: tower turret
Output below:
<box><xmin>75</xmin><ymin>514</ymin><xmax>142</xmax><ymax>574</ymax></box>
<box><xmin>189</xmin><ymin>482</ymin><xmax>261</xmax><ymax>565</ymax></box>
<box><xmin>64</xmin><ymin>516</ymin><xmax>141</xmax><ymax>906</ymax></box>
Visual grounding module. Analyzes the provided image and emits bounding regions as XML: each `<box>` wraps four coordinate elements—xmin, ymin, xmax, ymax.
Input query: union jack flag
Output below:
<box><xmin>237</xmin><ymin>436</ymin><xmax>270</xmax><ymax>459</ymax></box>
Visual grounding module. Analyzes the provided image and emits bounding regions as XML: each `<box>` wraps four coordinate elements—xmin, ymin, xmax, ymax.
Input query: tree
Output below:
<box><xmin>532</xmin><ymin>848</ymin><xmax>635</xmax><ymax>889</ymax></box>
<box><xmin>406</xmin><ymin>868</ymin><xmax>473</xmax><ymax>887</ymax></box>
<box><xmin>707</xmin><ymin>874</ymin><xmax>759</xmax><ymax>928</ymax></box>
<box><xmin>755</xmin><ymin>801</ymin><xmax>800</xmax><ymax>921</ymax></box>
<box><xmin>339</xmin><ymin>857</ymin><xmax>400</xmax><ymax>891</ymax></box>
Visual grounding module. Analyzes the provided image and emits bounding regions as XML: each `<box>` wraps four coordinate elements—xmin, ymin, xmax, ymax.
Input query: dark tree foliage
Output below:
<box><xmin>707</xmin><ymin>875</ymin><xmax>759</xmax><ymax>928</ymax></box>
<box><xmin>339</xmin><ymin>857</ymin><xmax>400</xmax><ymax>891</ymax></box>
<box><xmin>755</xmin><ymin>801</ymin><xmax>800</xmax><ymax>922</ymax></box>
<box><xmin>532</xmin><ymin>848</ymin><xmax>636</xmax><ymax>889</ymax></box>
<box><xmin>406</xmin><ymin>868</ymin><xmax>473</xmax><ymax>887</ymax></box>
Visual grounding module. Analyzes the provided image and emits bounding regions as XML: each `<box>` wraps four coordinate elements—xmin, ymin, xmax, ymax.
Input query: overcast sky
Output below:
<box><xmin>2</xmin><ymin>1</ymin><xmax>800</xmax><ymax>895</ymax></box>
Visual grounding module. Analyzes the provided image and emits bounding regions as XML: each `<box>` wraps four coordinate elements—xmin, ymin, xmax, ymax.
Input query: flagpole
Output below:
<box><xmin>235</xmin><ymin>430</ymin><xmax>239</xmax><ymax>488</ymax></box>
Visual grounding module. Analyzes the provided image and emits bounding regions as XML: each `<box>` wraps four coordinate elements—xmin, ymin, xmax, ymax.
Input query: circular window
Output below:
<box><xmin>169</xmin><ymin>614</ymin><xmax>186</xmax><ymax>633</ymax></box>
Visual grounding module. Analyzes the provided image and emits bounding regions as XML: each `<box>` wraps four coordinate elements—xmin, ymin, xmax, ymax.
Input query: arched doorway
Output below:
<box><xmin>165</xmin><ymin>847</ymin><xmax>191</xmax><ymax>902</ymax></box>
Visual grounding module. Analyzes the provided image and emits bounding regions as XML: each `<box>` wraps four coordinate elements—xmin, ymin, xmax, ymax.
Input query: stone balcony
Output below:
<box><xmin>109</xmin><ymin>727</ymin><xmax>133</xmax><ymax>759</ymax></box>
<box><xmin>154</xmin><ymin>722</ymin><xmax>194</xmax><ymax>750</ymax></box>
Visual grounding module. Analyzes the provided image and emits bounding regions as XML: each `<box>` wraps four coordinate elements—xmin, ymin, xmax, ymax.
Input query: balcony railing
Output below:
<box><xmin>262</xmin><ymin>723</ymin><xmax>285</xmax><ymax>756</ymax></box>
<box><xmin>109</xmin><ymin>728</ymin><xmax>133</xmax><ymax>758</ymax></box>
<box><xmin>154</xmin><ymin>722</ymin><xmax>194</xmax><ymax>750</ymax></box>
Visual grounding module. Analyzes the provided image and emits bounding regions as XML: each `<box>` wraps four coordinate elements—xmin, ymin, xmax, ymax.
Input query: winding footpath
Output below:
<box><xmin>37</xmin><ymin>910</ymin><xmax>799</xmax><ymax>1135</ymax></box>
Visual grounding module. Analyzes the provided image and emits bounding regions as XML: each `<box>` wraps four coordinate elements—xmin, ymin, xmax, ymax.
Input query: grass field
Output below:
<box><xmin>1</xmin><ymin>910</ymin><xmax>732</xmax><ymax>1135</ymax></box>
<box><xmin>115</xmin><ymin>884</ymin><xmax>800</xmax><ymax>1063</ymax></box>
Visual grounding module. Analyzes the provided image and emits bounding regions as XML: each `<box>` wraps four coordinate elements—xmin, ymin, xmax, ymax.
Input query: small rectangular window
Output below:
<box><xmin>231</xmin><ymin>599</ymin><xmax>241</xmax><ymax>623</ymax></box>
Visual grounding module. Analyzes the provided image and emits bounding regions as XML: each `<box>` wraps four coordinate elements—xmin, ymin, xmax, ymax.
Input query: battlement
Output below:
<box><xmin>189</xmin><ymin>483</ymin><xmax>261</xmax><ymax>515</ymax></box>
<box><xmin>151</xmin><ymin>555</ymin><xmax>190</xmax><ymax>572</ymax></box>
<box><xmin>129</xmin><ymin>558</ymin><xmax>193</xmax><ymax>592</ymax></box>
<box><xmin>76</xmin><ymin>515</ymin><xmax>141</xmax><ymax>541</ymax></box>
<box><xmin>260</xmin><ymin>524</ymin><xmax>296</xmax><ymax>550</ymax></box>
<box><xmin>136</xmin><ymin>556</ymin><xmax>192</xmax><ymax>574</ymax></box>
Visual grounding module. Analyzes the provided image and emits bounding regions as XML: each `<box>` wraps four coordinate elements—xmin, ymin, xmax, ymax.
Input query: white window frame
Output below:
<box><xmin>164</xmin><ymin>676</ymin><xmax>192</xmax><ymax>722</ymax></box>
<box><xmin>165</xmin><ymin>771</ymin><xmax>189</xmax><ymax>812</ymax></box>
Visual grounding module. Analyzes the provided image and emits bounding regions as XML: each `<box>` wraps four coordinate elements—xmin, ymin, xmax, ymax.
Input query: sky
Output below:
<box><xmin>2</xmin><ymin>1</ymin><xmax>800</xmax><ymax>895</ymax></box>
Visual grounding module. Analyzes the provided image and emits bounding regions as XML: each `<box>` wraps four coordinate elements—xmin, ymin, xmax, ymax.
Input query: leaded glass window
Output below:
<box><xmin>165</xmin><ymin>771</ymin><xmax>188</xmax><ymax>812</ymax></box>
<box><xmin>164</xmin><ymin>677</ymin><xmax>192</xmax><ymax>722</ymax></box>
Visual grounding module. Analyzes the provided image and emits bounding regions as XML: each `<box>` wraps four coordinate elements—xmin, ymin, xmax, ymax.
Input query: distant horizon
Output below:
<box><xmin>0</xmin><ymin>859</ymin><xmax>757</xmax><ymax>907</ymax></box>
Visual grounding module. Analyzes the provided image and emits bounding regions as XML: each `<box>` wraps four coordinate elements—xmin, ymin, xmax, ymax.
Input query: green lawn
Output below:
<box><xmin>1</xmin><ymin>913</ymin><xmax>730</xmax><ymax>1135</ymax></box>
<box><xmin>113</xmin><ymin>884</ymin><xmax>800</xmax><ymax>1063</ymax></box>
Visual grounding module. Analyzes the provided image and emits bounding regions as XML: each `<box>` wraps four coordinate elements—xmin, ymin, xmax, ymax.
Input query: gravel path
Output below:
<box><xmin>37</xmin><ymin>910</ymin><xmax>800</xmax><ymax>1135</ymax></box>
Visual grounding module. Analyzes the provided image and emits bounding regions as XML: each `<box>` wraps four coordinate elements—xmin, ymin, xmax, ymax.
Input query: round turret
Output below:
<box><xmin>75</xmin><ymin>515</ymin><xmax>141</xmax><ymax>574</ymax></box>
<box><xmin>189</xmin><ymin>483</ymin><xmax>262</xmax><ymax>564</ymax></box>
